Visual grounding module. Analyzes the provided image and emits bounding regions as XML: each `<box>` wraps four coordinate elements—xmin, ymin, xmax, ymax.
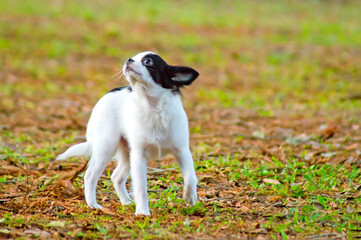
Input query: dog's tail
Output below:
<box><xmin>56</xmin><ymin>142</ymin><xmax>91</xmax><ymax>161</ymax></box>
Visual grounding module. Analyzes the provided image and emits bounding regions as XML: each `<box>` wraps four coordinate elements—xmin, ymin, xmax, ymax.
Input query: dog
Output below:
<box><xmin>57</xmin><ymin>51</ymin><xmax>199</xmax><ymax>215</ymax></box>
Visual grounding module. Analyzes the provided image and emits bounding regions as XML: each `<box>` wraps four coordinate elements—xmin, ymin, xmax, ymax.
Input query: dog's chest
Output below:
<box><xmin>139</xmin><ymin>102</ymin><xmax>171</xmax><ymax>145</ymax></box>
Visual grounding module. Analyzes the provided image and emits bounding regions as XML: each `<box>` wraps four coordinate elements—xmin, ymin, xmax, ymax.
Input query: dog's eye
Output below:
<box><xmin>142</xmin><ymin>58</ymin><xmax>153</xmax><ymax>67</ymax></box>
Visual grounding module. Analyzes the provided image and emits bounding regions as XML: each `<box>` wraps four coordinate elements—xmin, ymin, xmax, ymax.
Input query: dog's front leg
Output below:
<box><xmin>176</xmin><ymin>148</ymin><xmax>198</xmax><ymax>205</ymax></box>
<box><xmin>130</xmin><ymin>149</ymin><xmax>150</xmax><ymax>215</ymax></box>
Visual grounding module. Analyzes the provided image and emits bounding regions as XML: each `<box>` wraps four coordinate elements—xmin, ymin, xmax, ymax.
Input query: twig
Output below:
<box><xmin>0</xmin><ymin>180</ymin><xmax>19</xmax><ymax>184</ymax></box>
<box><xmin>0</xmin><ymin>193</ymin><xmax>27</xmax><ymax>202</ymax></box>
<box><xmin>147</xmin><ymin>167</ymin><xmax>177</xmax><ymax>174</ymax></box>
<box><xmin>70</xmin><ymin>160</ymin><xmax>89</xmax><ymax>183</ymax></box>
<box><xmin>340</xmin><ymin>94</ymin><xmax>361</xmax><ymax>101</ymax></box>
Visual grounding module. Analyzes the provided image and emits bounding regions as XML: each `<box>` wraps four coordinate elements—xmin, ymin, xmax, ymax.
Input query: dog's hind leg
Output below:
<box><xmin>111</xmin><ymin>144</ymin><xmax>132</xmax><ymax>205</ymax></box>
<box><xmin>84</xmin><ymin>140</ymin><xmax>117</xmax><ymax>209</ymax></box>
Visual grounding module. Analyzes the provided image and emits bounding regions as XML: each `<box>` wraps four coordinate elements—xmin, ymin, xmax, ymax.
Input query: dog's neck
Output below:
<box><xmin>133</xmin><ymin>82</ymin><xmax>171</xmax><ymax>108</ymax></box>
<box><xmin>132</xmin><ymin>82</ymin><xmax>172</xmax><ymax>145</ymax></box>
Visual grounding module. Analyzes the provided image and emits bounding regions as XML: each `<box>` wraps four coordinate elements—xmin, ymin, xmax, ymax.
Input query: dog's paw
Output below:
<box><xmin>184</xmin><ymin>192</ymin><xmax>197</xmax><ymax>205</ymax></box>
<box><xmin>121</xmin><ymin>199</ymin><xmax>133</xmax><ymax>205</ymax></box>
<box><xmin>87</xmin><ymin>202</ymin><xmax>103</xmax><ymax>209</ymax></box>
<box><xmin>184</xmin><ymin>186</ymin><xmax>197</xmax><ymax>205</ymax></box>
<box><xmin>135</xmin><ymin>209</ymin><xmax>151</xmax><ymax>216</ymax></box>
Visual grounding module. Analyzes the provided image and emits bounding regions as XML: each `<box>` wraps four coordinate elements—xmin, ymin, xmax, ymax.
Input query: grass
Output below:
<box><xmin>1</xmin><ymin>0</ymin><xmax>361</xmax><ymax>239</ymax></box>
<box><xmin>1</xmin><ymin>143</ymin><xmax>361</xmax><ymax>238</ymax></box>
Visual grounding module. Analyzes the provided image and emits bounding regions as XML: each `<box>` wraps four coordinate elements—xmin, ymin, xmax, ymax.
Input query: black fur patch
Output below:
<box><xmin>141</xmin><ymin>54</ymin><xmax>199</xmax><ymax>93</ymax></box>
<box><xmin>107</xmin><ymin>86</ymin><xmax>132</xmax><ymax>94</ymax></box>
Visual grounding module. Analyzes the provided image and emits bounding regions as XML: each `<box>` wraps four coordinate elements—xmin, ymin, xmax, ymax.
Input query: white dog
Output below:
<box><xmin>57</xmin><ymin>51</ymin><xmax>199</xmax><ymax>215</ymax></box>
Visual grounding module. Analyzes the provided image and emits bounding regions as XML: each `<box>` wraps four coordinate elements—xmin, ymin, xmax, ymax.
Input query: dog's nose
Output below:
<box><xmin>126</xmin><ymin>58</ymin><xmax>134</xmax><ymax>64</ymax></box>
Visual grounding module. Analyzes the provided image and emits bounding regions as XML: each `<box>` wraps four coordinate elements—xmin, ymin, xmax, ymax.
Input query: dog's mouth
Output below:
<box><xmin>125</xmin><ymin>66</ymin><xmax>140</xmax><ymax>76</ymax></box>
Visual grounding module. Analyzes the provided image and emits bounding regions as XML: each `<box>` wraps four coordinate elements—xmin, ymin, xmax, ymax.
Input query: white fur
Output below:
<box><xmin>57</xmin><ymin>51</ymin><xmax>198</xmax><ymax>215</ymax></box>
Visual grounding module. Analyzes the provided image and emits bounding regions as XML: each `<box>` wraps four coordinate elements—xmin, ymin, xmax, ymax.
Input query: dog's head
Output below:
<box><xmin>123</xmin><ymin>51</ymin><xmax>199</xmax><ymax>93</ymax></box>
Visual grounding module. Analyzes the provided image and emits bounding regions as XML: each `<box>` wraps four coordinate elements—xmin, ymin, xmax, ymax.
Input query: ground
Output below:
<box><xmin>0</xmin><ymin>0</ymin><xmax>361</xmax><ymax>239</ymax></box>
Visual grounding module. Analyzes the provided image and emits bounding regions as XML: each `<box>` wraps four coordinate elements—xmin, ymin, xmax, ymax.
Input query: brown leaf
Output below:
<box><xmin>320</xmin><ymin>124</ymin><xmax>339</xmax><ymax>140</ymax></box>
<box><xmin>344</xmin><ymin>143</ymin><xmax>359</xmax><ymax>151</ymax></box>
<box><xmin>330</xmin><ymin>201</ymin><xmax>337</xmax><ymax>209</ymax></box>
<box><xmin>99</xmin><ymin>207</ymin><xmax>116</xmax><ymax>215</ymax></box>
<box><xmin>313</xmin><ymin>202</ymin><xmax>324</xmax><ymax>210</ymax></box>
<box><xmin>24</xmin><ymin>229</ymin><xmax>51</xmax><ymax>239</ymax></box>
<box><xmin>262</xmin><ymin>179</ymin><xmax>280</xmax><ymax>185</ymax></box>
<box><xmin>198</xmin><ymin>175</ymin><xmax>214</xmax><ymax>184</ymax></box>
<box><xmin>59</xmin><ymin>180</ymin><xmax>76</xmax><ymax>196</ymax></box>
<box><xmin>231</xmin><ymin>200</ymin><xmax>242</xmax><ymax>207</ymax></box>
<box><xmin>270</xmin><ymin>195</ymin><xmax>282</xmax><ymax>202</ymax></box>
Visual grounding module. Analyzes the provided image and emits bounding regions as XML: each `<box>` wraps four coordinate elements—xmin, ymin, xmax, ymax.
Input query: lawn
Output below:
<box><xmin>0</xmin><ymin>0</ymin><xmax>361</xmax><ymax>239</ymax></box>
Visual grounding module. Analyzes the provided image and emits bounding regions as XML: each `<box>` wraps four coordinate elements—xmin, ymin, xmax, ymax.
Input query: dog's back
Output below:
<box><xmin>56</xmin><ymin>87</ymin><xmax>131</xmax><ymax>161</ymax></box>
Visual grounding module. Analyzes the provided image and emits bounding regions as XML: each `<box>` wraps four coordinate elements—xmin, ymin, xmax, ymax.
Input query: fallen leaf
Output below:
<box><xmin>270</xmin><ymin>195</ymin><xmax>282</xmax><ymax>202</ymax></box>
<box><xmin>198</xmin><ymin>175</ymin><xmax>214</xmax><ymax>184</ymax></box>
<box><xmin>352</xmin><ymin>125</ymin><xmax>360</xmax><ymax>130</ymax></box>
<box><xmin>330</xmin><ymin>201</ymin><xmax>337</xmax><ymax>208</ymax></box>
<box><xmin>47</xmin><ymin>221</ymin><xmax>65</xmax><ymax>228</ymax></box>
<box><xmin>252</xmin><ymin>130</ymin><xmax>265</xmax><ymax>139</ymax></box>
<box><xmin>0</xmin><ymin>229</ymin><xmax>10</xmax><ymax>234</ymax></box>
<box><xmin>100</xmin><ymin>207</ymin><xmax>115</xmax><ymax>215</ymax></box>
<box><xmin>256</xmin><ymin>235</ymin><xmax>267</xmax><ymax>240</ymax></box>
<box><xmin>263</xmin><ymin>179</ymin><xmax>280</xmax><ymax>185</ymax></box>
<box><xmin>24</xmin><ymin>229</ymin><xmax>50</xmax><ymax>239</ymax></box>
<box><xmin>231</xmin><ymin>201</ymin><xmax>242</xmax><ymax>207</ymax></box>
<box><xmin>59</xmin><ymin>180</ymin><xmax>76</xmax><ymax>195</ymax></box>
<box><xmin>344</xmin><ymin>143</ymin><xmax>358</xmax><ymax>150</ymax></box>
<box><xmin>313</xmin><ymin>202</ymin><xmax>324</xmax><ymax>210</ymax></box>
<box><xmin>221</xmin><ymin>224</ymin><xmax>230</xmax><ymax>230</ymax></box>
<box><xmin>321</xmin><ymin>152</ymin><xmax>337</xmax><ymax>158</ymax></box>
<box><xmin>320</xmin><ymin>124</ymin><xmax>339</xmax><ymax>139</ymax></box>
<box><xmin>205</xmin><ymin>191</ymin><xmax>216</xmax><ymax>198</ymax></box>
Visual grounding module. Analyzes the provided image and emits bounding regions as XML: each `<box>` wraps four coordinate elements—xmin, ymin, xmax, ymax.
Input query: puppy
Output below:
<box><xmin>57</xmin><ymin>51</ymin><xmax>199</xmax><ymax>215</ymax></box>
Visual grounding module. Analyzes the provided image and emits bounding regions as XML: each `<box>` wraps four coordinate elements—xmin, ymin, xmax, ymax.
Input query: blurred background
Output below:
<box><xmin>1</xmin><ymin>0</ymin><xmax>360</xmax><ymax>122</ymax></box>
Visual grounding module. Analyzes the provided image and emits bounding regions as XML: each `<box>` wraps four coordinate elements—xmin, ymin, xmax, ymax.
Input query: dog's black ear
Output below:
<box><xmin>168</xmin><ymin>66</ymin><xmax>199</xmax><ymax>87</ymax></box>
